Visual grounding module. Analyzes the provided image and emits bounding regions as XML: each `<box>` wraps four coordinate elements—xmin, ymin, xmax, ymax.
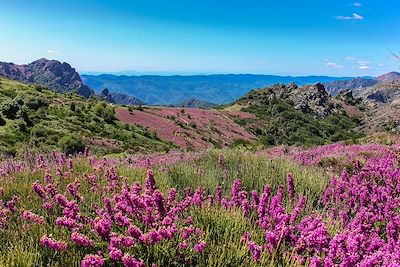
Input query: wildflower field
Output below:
<box><xmin>1</xmin><ymin>144</ymin><xmax>400</xmax><ymax>266</ymax></box>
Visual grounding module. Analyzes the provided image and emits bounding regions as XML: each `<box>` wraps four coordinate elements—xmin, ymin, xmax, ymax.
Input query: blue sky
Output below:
<box><xmin>0</xmin><ymin>0</ymin><xmax>399</xmax><ymax>76</ymax></box>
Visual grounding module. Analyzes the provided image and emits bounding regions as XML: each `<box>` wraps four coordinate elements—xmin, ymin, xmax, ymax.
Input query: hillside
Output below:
<box><xmin>116</xmin><ymin>106</ymin><xmax>256</xmax><ymax>149</ymax></box>
<box><xmin>0</xmin><ymin>78</ymin><xmax>173</xmax><ymax>156</ymax></box>
<box><xmin>0</xmin><ymin>59</ymin><xmax>94</xmax><ymax>98</ymax></box>
<box><xmin>227</xmin><ymin>83</ymin><xmax>364</xmax><ymax>146</ymax></box>
<box><xmin>323</xmin><ymin>77</ymin><xmax>378</xmax><ymax>96</ymax></box>
<box><xmin>81</xmin><ymin>74</ymin><xmax>351</xmax><ymax>105</ymax></box>
<box><xmin>355</xmin><ymin>79</ymin><xmax>400</xmax><ymax>134</ymax></box>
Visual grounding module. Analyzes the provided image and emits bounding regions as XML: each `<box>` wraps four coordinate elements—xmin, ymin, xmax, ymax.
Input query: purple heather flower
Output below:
<box><xmin>44</xmin><ymin>172</ymin><xmax>53</xmax><ymax>184</ymax></box>
<box><xmin>93</xmin><ymin>217</ymin><xmax>111</xmax><ymax>240</ymax></box>
<box><xmin>21</xmin><ymin>210</ymin><xmax>44</xmax><ymax>225</ymax></box>
<box><xmin>248</xmin><ymin>241</ymin><xmax>261</xmax><ymax>261</ymax></box>
<box><xmin>215</xmin><ymin>185</ymin><xmax>222</xmax><ymax>203</ymax></box>
<box><xmin>127</xmin><ymin>225</ymin><xmax>142</xmax><ymax>239</ymax></box>
<box><xmin>145</xmin><ymin>169</ymin><xmax>156</xmax><ymax>194</ymax></box>
<box><xmin>109</xmin><ymin>247</ymin><xmax>123</xmax><ymax>261</ymax></box>
<box><xmin>153</xmin><ymin>190</ymin><xmax>166</xmax><ymax>219</ymax></box>
<box><xmin>81</xmin><ymin>254</ymin><xmax>105</xmax><ymax>267</ymax></box>
<box><xmin>40</xmin><ymin>235</ymin><xmax>68</xmax><ymax>251</ymax></box>
<box><xmin>83</xmin><ymin>146</ymin><xmax>90</xmax><ymax>158</ymax></box>
<box><xmin>32</xmin><ymin>181</ymin><xmax>47</xmax><ymax>199</ymax></box>
<box><xmin>286</xmin><ymin>173</ymin><xmax>295</xmax><ymax>203</ymax></box>
<box><xmin>70</xmin><ymin>231</ymin><xmax>94</xmax><ymax>247</ymax></box>
<box><xmin>122</xmin><ymin>254</ymin><xmax>145</xmax><ymax>267</ymax></box>
<box><xmin>194</xmin><ymin>241</ymin><xmax>207</xmax><ymax>253</ymax></box>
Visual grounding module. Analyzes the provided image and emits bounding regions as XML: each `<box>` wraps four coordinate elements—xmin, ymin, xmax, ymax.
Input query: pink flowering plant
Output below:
<box><xmin>2</xmin><ymin>144</ymin><xmax>400</xmax><ymax>266</ymax></box>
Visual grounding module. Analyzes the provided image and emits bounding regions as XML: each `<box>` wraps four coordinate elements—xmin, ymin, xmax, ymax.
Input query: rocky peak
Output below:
<box><xmin>0</xmin><ymin>58</ymin><xmax>94</xmax><ymax>98</ymax></box>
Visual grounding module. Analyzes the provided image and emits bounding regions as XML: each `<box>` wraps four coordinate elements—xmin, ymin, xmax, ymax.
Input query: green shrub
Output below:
<box><xmin>58</xmin><ymin>135</ymin><xmax>85</xmax><ymax>155</ymax></box>
<box><xmin>0</xmin><ymin>98</ymin><xmax>23</xmax><ymax>119</ymax></box>
<box><xmin>93</xmin><ymin>101</ymin><xmax>115</xmax><ymax>123</ymax></box>
<box><xmin>0</xmin><ymin>115</ymin><xmax>5</xmax><ymax>126</ymax></box>
<box><xmin>25</xmin><ymin>97</ymin><xmax>48</xmax><ymax>111</ymax></box>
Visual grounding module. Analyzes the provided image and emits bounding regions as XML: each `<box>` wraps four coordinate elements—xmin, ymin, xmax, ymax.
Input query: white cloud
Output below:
<box><xmin>358</xmin><ymin>60</ymin><xmax>371</xmax><ymax>66</ymax></box>
<box><xmin>359</xmin><ymin>65</ymin><xmax>370</xmax><ymax>70</ymax></box>
<box><xmin>353</xmin><ymin>13</ymin><xmax>364</xmax><ymax>20</ymax></box>
<box><xmin>325</xmin><ymin>61</ymin><xmax>343</xmax><ymax>69</ymax></box>
<box><xmin>47</xmin><ymin>49</ymin><xmax>59</xmax><ymax>54</ymax></box>
<box><xmin>335</xmin><ymin>15</ymin><xmax>352</xmax><ymax>20</ymax></box>
<box><xmin>335</xmin><ymin>13</ymin><xmax>364</xmax><ymax>20</ymax></box>
<box><xmin>377</xmin><ymin>64</ymin><xmax>385</xmax><ymax>67</ymax></box>
<box><xmin>344</xmin><ymin>56</ymin><xmax>356</xmax><ymax>61</ymax></box>
<box><xmin>353</xmin><ymin>2</ymin><xmax>362</xmax><ymax>7</ymax></box>
<box><xmin>256</xmin><ymin>59</ymin><xmax>266</xmax><ymax>64</ymax></box>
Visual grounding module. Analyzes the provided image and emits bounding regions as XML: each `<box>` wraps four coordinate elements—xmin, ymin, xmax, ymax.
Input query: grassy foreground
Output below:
<box><xmin>0</xmin><ymin>149</ymin><xmax>329</xmax><ymax>267</ymax></box>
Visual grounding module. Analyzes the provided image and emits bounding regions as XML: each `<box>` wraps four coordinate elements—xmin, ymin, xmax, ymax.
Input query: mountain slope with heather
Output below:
<box><xmin>0</xmin><ymin>59</ymin><xmax>94</xmax><ymax>98</ymax></box>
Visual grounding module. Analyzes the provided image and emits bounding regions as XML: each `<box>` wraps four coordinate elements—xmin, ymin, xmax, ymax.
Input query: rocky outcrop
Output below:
<box><xmin>287</xmin><ymin>83</ymin><xmax>342</xmax><ymax>117</ymax></box>
<box><xmin>238</xmin><ymin>82</ymin><xmax>343</xmax><ymax>118</ymax></box>
<box><xmin>0</xmin><ymin>58</ymin><xmax>94</xmax><ymax>98</ymax></box>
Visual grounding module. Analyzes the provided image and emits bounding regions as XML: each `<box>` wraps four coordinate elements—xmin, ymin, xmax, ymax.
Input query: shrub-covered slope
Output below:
<box><xmin>228</xmin><ymin>83</ymin><xmax>364</xmax><ymax>146</ymax></box>
<box><xmin>0</xmin><ymin>78</ymin><xmax>173</xmax><ymax>156</ymax></box>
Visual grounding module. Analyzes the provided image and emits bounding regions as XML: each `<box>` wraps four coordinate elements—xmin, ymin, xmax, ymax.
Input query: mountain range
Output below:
<box><xmin>2</xmin><ymin>59</ymin><xmax>399</xmax><ymax>108</ymax></box>
<box><xmin>1</xmin><ymin>58</ymin><xmax>400</xmax><ymax>154</ymax></box>
<box><xmin>81</xmin><ymin>73</ymin><xmax>353</xmax><ymax>105</ymax></box>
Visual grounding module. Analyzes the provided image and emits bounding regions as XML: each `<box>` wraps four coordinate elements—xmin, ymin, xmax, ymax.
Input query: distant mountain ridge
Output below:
<box><xmin>174</xmin><ymin>98</ymin><xmax>217</xmax><ymax>109</ymax></box>
<box><xmin>0</xmin><ymin>58</ymin><xmax>94</xmax><ymax>98</ymax></box>
<box><xmin>81</xmin><ymin>73</ymin><xmax>352</xmax><ymax>105</ymax></box>
<box><xmin>323</xmin><ymin>77</ymin><xmax>378</xmax><ymax>96</ymax></box>
<box><xmin>377</xmin><ymin>72</ymin><xmax>400</xmax><ymax>82</ymax></box>
<box><xmin>108</xmin><ymin>92</ymin><xmax>145</xmax><ymax>106</ymax></box>
<box><xmin>323</xmin><ymin>72</ymin><xmax>400</xmax><ymax>96</ymax></box>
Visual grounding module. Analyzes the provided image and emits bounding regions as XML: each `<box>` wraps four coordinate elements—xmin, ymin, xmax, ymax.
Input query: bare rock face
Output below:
<box><xmin>288</xmin><ymin>83</ymin><xmax>340</xmax><ymax>117</ymax></box>
<box><xmin>0</xmin><ymin>58</ymin><xmax>94</xmax><ymax>98</ymax></box>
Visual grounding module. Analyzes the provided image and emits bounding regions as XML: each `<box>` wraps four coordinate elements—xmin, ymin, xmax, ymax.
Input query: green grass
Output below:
<box><xmin>0</xmin><ymin>149</ymin><xmax>330</xmax><ymax>266</ymax></box>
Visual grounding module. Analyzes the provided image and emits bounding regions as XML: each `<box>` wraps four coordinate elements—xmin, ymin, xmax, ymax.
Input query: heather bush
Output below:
<box><xmin>1</xmin><ymin>144</ymin><xmax>400</xmax><ymax>266</ymax></box>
